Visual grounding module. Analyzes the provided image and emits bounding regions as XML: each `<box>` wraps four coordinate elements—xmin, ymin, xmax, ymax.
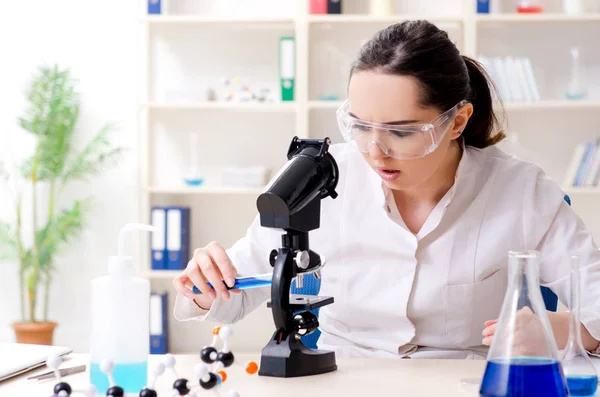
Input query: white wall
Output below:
<box><xmin>1</xmin><ymin>0</ymin><xmax>599</xmax><ymax>356</ymax></box>
<box><xmin>0</xmin><ymin>0</ymin><xmax>139</xmax><ymax>352</ymax></box>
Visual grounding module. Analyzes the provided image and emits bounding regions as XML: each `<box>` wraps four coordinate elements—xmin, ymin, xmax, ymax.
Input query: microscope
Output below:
<box><xmin>256</xmin><ymin>136</ymin><xmax>339</xmax><ymax>378</ymax></box>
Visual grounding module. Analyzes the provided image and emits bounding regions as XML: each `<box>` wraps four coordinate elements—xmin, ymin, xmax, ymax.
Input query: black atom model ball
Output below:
<box><xmin>54</xmin><ymin>382</ymin><xmax>72</xmax><ymax>396</ymax></box>
<box><xmin>173</xmin><ymin>378</ymin><xmax>191</xmax><ymax>395</ymax></box>
<box><xmin>200</xmin><ymin>372</ymin><xmax>219</xmax><ymax>390</ymax></box>
<box><xmin>217</xmin><ymin>351</ymin><xmax>234</xmax><ymax>367</ymax></box>
<box><xmin>201</xmin><ymin>346</ymin><xmax>218</xmax><ymax>363</ymax></box>
<box><xmin>139</xmin><ymin>387</ymin><xmax>158</xmax><ymax>397</ymax></box>
<box><xmin>106</xmin><ymin>386</ymin><xmax>124</xmax><ymax>397</ymax></box>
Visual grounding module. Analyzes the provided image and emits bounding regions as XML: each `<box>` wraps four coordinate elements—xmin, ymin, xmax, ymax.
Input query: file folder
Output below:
<box><xmin>477</xmin><ymin>0</ymin><xmax>490</xmax><ymax>13</ymax></box>
<box><xmin>147</xmin><ymin>0</ymin><xmax>161</xmax><ymax>14</ymax></box>
<box><xmin>279</xmin><ymin>37</ymin><xmax>295</xmax><ymax>102</ymax></box>
<box><xmin>310</xmin><ymin>0</ymin><xmax>327</xmax><ymax>14</ymax></box>
<box><xmin>150</xmin><ymin>207</ymin><xmax>167</xmax><ymax>270</ymax></box>
<box><xmin>166</xmin><ymin>207</ymin><xmax>190</xmax><ymax>270</ymax></box>
<box><xmin>327</xmin><ymin>0</ymin><xmax>342</xmax><ymax>14</ymax></box>
<box><xmin>149</xmin><ymin>293</ymin><xmax>168</xmax><ymax>354</ymax></box>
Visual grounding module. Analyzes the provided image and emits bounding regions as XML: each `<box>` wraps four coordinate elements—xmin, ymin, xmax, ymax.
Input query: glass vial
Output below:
<box><xmin>319</xmin><ymin>41</ymin><xmax>344</xmax><ymax>101</ymax></box>
<box><xmin>480</xmin><ymin>250</ymin><xmax>569</xmax><ymax>397</ymax></box>
<box><xmin>561</xmin><ymin>255</ymin><xmax>598</xmax><ymax>396</ymax></box>
<box><xmin>184</xmin><ymin>132</ymin><xmax>203</xmax><ymax>186</ymax></box>
<box><xmin>566</xmin><ymin>47</ymin><xmax>587</xmax><ymax>100</ymax></box>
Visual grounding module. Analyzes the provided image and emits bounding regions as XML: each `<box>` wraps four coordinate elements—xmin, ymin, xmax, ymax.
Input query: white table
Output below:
<box><xmin>0</xmin><ymin>353</ymin><xmax>488</xmax><ymax>396</ymax></box>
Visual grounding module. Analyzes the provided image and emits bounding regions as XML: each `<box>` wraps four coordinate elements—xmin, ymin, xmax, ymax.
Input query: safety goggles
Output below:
<box><xmin>336</xmin><ymin>99</ymin><xmax>467</xmax><ymax>160</ymax></box>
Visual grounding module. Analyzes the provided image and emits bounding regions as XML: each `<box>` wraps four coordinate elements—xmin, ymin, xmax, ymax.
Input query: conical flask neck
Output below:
<box><xmin>487</xmin><ymin>250</ymin><xmax>560</xmax><ymax>361</ymax></box>
<box><xmin>508</xmin><ymin>250</ymin><xmax>541</xmax><ymax>309</ymax></box>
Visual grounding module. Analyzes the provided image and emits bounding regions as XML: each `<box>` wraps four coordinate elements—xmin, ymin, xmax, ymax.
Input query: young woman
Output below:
<box><xmin>172</xmin><ymin>20</ymin><xmax>600</xmax><ymax>359</ymax></box>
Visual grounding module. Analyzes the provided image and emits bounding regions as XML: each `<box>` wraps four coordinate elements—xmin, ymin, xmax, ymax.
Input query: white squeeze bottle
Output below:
<box><xmin>89</xmin><ymin>223</ymin><xmax>157</xmax><ymax>394</ymax></box>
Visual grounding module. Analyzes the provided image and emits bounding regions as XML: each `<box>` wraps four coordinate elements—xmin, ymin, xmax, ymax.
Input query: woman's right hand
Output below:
<box><xmin>172</xmin><ymin>241</ymin><xmax>239</xmax><ymax>308</ymax></box>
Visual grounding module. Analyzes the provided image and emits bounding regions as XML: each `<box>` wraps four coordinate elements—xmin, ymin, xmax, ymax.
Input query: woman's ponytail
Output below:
<box><xmin>461</xmin><ymin>55</ymin><xmax>506</xmax><ymax>148</ymax></box>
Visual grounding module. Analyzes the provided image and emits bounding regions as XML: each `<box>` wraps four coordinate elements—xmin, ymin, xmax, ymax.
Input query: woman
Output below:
<box><xmin>172</xmin><ymin>20</ymin><xmax>600</xmax><ymax>359</ymax></box>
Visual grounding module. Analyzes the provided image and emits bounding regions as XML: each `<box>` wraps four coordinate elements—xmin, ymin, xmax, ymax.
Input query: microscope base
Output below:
<box><xmin>258</xmin><ymin>330</ymin><xmax>337</xmax><ymax>378</ymax></box>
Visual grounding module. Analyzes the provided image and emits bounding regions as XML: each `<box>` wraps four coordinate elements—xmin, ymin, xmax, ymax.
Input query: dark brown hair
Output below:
<box><xmin>350</xmin><ymin>20</ymin><xmax>506</xmax><ymax>148</ymax></box>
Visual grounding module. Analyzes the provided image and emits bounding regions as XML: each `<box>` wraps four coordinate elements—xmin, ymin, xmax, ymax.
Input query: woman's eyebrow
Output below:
<box><xmin>348</xmin><ymin>112</ymin><xmax>419</xmax><ymax>125</ymax></box>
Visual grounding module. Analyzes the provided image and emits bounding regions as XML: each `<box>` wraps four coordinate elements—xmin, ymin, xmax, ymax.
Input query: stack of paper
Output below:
<box><xmin>564</xmin><ymin>139</ymin><xmax>600</xmax><ymax>188</ymax></box>
<box><xmin>478</xmin><ymin>55</ymin><xmax>540</xmax><ymax>103</ymax></box>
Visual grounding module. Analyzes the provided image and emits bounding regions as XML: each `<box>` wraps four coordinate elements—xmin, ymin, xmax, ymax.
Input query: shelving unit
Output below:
<box><xmin>137</xmin><ymin>0</ymin><xmax>600</xmax><ymax>352</ymax></box>
<box><xmin>475</xmin><ymin>13</ymin><xmax>600</xmax><ymax>22</ymax></box>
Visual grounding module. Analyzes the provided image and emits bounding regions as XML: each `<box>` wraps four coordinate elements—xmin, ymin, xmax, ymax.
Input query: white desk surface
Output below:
<box><xmin>0</xmin><ymin>353</ymin><xmax>488</xmax><ymax>396</ymax></box>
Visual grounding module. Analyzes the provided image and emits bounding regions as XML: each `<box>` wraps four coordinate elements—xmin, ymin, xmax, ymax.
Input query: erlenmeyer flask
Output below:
<box><xmin>480</xmin><ymin>250</ymin><xmax>569</xmax><ymax>397</ymax></box>
<box><xmin>562</xmin><ymin>255</ymin><xmax>598</xmax><ymax>396</ymax></box>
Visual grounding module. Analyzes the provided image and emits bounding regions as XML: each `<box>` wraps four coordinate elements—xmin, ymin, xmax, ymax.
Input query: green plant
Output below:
<box><xmin>0</xmin><ymin>65</ymin><xmax>123</xmax><ymax>323</ymax></box>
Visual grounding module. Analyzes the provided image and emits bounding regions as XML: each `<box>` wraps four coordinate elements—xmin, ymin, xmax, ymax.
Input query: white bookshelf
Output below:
<box><xmin>137</xmin><ymin>0</ymin><xmax>600</xmax><ymax>352</ymax></box>
<box><xmin>475</xmin><ymin>13</ymin><xmax>600</xmax><ymax>22</ymax></box>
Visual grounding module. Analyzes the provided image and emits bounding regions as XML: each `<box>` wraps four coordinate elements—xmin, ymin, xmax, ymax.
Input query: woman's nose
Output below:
<box><xmin>367</xmin><ymin>140</ymin><xmax>389</xmax><ymax>160</ymax></box>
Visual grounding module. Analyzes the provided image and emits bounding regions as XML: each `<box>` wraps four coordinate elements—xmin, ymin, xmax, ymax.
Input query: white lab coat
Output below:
<box><xmin>173</xmin><ymin>142</ymin><xmax>600</xmax><ymax>359</ymax></box>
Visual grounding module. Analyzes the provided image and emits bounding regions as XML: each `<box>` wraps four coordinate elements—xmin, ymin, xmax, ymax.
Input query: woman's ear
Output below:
<box><xmin>449</xmin><ymin>103</ymin><xmax>474</xmax><ymax>140</ymax></box>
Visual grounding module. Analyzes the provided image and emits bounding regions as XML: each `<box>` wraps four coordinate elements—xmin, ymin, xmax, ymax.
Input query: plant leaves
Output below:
<box><xmin>61</xmin><ymin>124</ymin><xmax>123</xmax><ymax>183</ymax></box>
<box><xmin>18</xmin><ymin>65</ymin><xmax>78</xmax><ymax>138</ymax></box>
<box><xmin>18</xmin><ymin>64</ymin><xmax>80</xmax><ymax>181</ymax></box>
<box><xmin>36</xmin><ymin>199</ymin><xmax>92</xmax><ymax>272</ymax></box>
<box><xmin>0</xmin><ymin>221</ymin><xmax>17</xmax><ymax>261</ymax></box>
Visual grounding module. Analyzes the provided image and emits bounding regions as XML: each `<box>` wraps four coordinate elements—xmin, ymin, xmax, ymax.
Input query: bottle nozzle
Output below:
<box><xmin>118</xmin><ymin>223</ymin><xmax>158</xmax><ymax>259</ymax></box>
<box><xmin>109</xmin><ymin>223</ymin><xmax>158</xmax><ymax>277</ymax></box>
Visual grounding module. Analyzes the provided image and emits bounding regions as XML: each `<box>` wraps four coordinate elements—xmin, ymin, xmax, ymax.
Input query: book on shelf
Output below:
<box><xmin>478</xmin><ymin>55</ymin><xmax>540</xmax><ymax>103</ymax></box>
<box><xmin>564</xmin><ymin>139</ymin><xmax>600</xmax><ymax>188</ymax></box>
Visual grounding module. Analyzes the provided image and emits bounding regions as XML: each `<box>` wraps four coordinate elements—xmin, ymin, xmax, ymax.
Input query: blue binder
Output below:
<box><xmin>147</xmin><ymin>0</ymin><xmax>161</xmax><ymax>14</ymax></box>
<box><xmin>149</xmin><ymin>293</ymin><xmax>168</xmax><ymax>354</ymax></box>
<box><xmin>477</xmin><ymin>0</ymin><xmax>490</xmax><ymax>13</ymax></box>
<box><xmin>166</xmin><ymin>207</ymin><xmax>190</xmax><ymax>270</ymax></box>
<box><xmin>150</xmin><ymin>207</ymin><xmax>167</xmax><ymax>270</ymax></box>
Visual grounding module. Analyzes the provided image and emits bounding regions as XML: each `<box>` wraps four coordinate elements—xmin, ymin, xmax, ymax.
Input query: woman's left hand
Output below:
<box><xmin>481</xmin><ymin>319</ymin><xmax>497</xmax><ymax>346</ymax></box>
<box><xmin>482</xmin><ymin>307</ymin><xmax>551</xmax><ymax>356</ymax></box>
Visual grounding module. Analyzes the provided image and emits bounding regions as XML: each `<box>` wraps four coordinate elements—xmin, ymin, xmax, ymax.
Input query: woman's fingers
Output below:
<box><xmin>174</xmin><ymin>242</ymin><xmax>240</xmax><ymax>303</ymax></box>
<box><xmin>482</xmin><ymin>321</ymin><xmax>498</xmax><ymax>345</ymax></box>
<box><xmin>196</xmin><ymin>250</ymin><xmax>230</xmax><ymax>301</ymax></box>
<box><xmin>482</xmin><ymin>323</ymin><xmax>497</xmax><ymax>337</ymax></box>
<box><xmin>173</xmin><ymin>274</ymin><xmax>196</xmax><ymax>300</ymax></box>
<box><xmin>206</xmin><ymin>241</ymin><xmax>238</xmax><ymax>287</ymax></box>
<box><xmin>186</xmin><ymin>257</ymin><xmax>217</xmax><ymax>300</ymax></box>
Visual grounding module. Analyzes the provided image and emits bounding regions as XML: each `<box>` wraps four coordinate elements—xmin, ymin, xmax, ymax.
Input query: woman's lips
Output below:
<box><xmin>377</xmin><ymin>167</ymin><xmax>401</xmax><ymax>181</ymax></box>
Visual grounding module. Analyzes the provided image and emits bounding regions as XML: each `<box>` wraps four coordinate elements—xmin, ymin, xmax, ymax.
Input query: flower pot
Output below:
<box><xmin>12</xmin><ymin>321</ymin><xmax>57</xmax><ymax>345</ymax></box>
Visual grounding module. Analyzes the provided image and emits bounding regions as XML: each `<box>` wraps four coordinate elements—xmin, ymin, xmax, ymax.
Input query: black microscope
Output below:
<box><xmin>256</xmin><ymin>136</ymin><xmax>339</xmax><ymax>378</ymax></box>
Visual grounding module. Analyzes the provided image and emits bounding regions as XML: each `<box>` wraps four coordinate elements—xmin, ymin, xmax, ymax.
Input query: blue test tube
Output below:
<box><xmin>192</xmin><ymin>273</ymin><xmax>272</xmax><ymax>294</ymax></box>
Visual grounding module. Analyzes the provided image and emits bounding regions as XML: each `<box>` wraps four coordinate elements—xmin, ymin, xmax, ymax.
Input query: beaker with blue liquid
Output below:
<box><xmin>480</xmin><ymin>250</ymin><xmax>569</xmax><ymax>397</ymax></box>
<box><xmin>561</xmin><ymin>255</ymin><xmax>598</xmax><ymax>396</ymax></box>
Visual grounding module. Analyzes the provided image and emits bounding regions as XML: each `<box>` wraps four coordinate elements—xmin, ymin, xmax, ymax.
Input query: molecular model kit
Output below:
<box><xmin>46</xmin><ymin>326</ymin><xmax>258</xmax><ymax>397</ymax></box>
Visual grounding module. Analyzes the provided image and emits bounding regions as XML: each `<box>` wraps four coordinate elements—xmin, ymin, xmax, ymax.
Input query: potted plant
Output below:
<box><xmin>0</xmin><ymin>65</ymin><xmax>123</xmax><ymax>345</ymax></box>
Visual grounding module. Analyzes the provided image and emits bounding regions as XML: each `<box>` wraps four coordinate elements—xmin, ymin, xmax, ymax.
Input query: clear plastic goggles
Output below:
<box><xmin>336</xmin><ymin>99</ymin><xmax>467</xmax><ymax>159</ymax></box>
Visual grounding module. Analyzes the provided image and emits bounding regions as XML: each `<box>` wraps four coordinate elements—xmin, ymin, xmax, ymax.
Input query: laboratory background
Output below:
<box><xmin>1</xmin><ymin>0</ymin><xmax>600</xmax><ymax>359</ymax></box>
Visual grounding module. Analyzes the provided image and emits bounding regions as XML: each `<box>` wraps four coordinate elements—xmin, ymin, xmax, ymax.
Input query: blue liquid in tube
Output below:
<box><xmin>566</xmin><ymin>375</ymin><xmax>598</xmax><ymax>396</ymax></box>
<box><xmin>479</xmin><ymin>358</ymin><xmax>569</xmax><ymax>397</ymax></box>
<box><xmin>193</xmin><ymin>273</ymin><xmax>272</xmax><ymax>294</ymax></box>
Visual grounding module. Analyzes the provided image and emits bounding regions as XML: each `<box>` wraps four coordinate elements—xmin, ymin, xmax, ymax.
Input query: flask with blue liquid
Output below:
<box><xmin>561</xmin><ymin>255</ymin><xmax>598</xmax><ymax>396</ymax></box>
<box><xmin>480</xmin><ymin>250</ymin><xmax>569</xmax><ymax>397</ymax></box>
<box><xmin>89</xmin><ymin>223</ymin><xmax>157</xmax><ymax>394</ymax></box>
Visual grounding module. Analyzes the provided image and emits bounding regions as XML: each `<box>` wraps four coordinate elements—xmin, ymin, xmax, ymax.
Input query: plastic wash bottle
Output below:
<box><xmin>89</xmin><ymin>223</ymin><xmax>157</xmax><ymax>394</ymax></box>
